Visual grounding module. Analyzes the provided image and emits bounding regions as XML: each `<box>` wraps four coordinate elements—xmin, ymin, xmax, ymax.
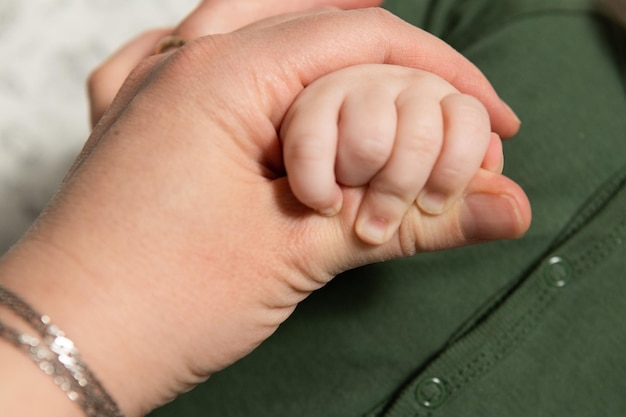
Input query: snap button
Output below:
<box><xmin>416</xmin><ymin>377</ymin><xmax>447</xmax><ymax>409</ymax></box>
<box><xmin>544</xmin><ymin>256</ymin><xmax>573</xmax><ymax>288</ymax></box>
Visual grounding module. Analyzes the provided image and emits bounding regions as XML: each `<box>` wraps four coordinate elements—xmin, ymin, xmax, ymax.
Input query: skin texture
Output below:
<box><xmin>0</xmin><ymin>5</ymin><xmax>530</xmax><ymax>417</ymax></box>
<box><xmin>281</xmin><ymin>64</ymin><xmax>500</xmax><ymax>244</ymax></box>
<box><xmin>88</xmin><ymin>0</ymin><xmax>384</xmax><ymax>125</ymax></box>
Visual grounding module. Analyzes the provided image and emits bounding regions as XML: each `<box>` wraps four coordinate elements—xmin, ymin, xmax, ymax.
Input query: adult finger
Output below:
<box><xmin>203</xmin><ymin>8</ymin><xmax>520</xmax><ymax>141</ymax></box>
<box><xmin>286</xmin><ymin>168</ymin><xmax>532</xmax><ymax>285</ymax></box>
<box><xmin>86</xmin><ymin>6</ymin><xmax>354</xmax><ymax>127</ymax></box>
<box><xmin>173</xmin><ymin>0</ymin><xmax>382</xmax><ymax>39</ymax></box>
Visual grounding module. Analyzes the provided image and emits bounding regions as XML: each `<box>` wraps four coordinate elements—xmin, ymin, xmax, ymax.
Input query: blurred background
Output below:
<box><xmin>0</xmin><ymin>0</ymin><xmax>196</xmax><ymax>253</ymax></box>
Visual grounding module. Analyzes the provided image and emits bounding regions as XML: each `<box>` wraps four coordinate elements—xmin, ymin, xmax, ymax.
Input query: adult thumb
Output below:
<box><xmin>294</xmin><ymin>169</ymin><xmax>531</xmax><ymax>279</ymax></box>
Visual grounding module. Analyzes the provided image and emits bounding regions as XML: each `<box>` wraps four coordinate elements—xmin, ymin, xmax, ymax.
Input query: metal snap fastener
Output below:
<box><xmin>544</xmin><ymin>256</ymin><xmax>573</xmax><ymax>288</ymax></box>
<box><xmin>416</xmin><ymin>377</ymin><xmax>447</xmax><ymax>409</ymax></box>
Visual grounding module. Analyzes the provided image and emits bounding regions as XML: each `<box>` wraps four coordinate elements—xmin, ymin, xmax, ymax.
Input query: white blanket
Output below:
<box><xmin>0</xmin><ymin>0</ymin><xmax>195</xmax><ymax>252</ymax></box>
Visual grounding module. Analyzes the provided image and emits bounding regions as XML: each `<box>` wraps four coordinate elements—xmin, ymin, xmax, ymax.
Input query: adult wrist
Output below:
<box><xmin>0</xmin><ymin>284</ymin><xmax>123</xmax><ymax>417</ymax></box>
<box><xmin>0</xmin><ymin>233</ymin><xmax>164</xmax><ymax>417</ymax></box>
<box><xmin>0</xmin><ymin>336</ymin><xmax>85</xmax><ymax>417</ymax></box>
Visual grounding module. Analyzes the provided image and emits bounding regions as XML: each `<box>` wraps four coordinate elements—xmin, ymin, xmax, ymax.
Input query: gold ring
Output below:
<box><xmin>154</xmin><ymin>35</ymin><xmax>187</xmax><ymax>54</ymax></box>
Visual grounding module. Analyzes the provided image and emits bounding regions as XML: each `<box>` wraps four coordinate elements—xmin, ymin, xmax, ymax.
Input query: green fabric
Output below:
<box><xmin>151</xmin><ymin>0</ymin><xmax>626</xmax><ymax>416</ymax></box>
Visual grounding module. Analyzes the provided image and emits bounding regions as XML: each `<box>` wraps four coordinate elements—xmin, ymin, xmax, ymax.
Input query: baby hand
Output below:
<box><xmin>281</xmin><ymin>64</ymin><xmax>501</xmax><ymax>245</ymax></box>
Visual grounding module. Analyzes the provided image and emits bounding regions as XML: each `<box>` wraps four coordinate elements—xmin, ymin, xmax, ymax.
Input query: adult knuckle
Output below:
<box><xmin>397</xmin><ymin>216</ymin><xmax>420</xmax><ymax>257</ymax></box>
<box><xmin>163</xmin><ymin>34</ymin><xmax>235</xmax><ymax>78</ymax></box>
<box><xmin>360</xmin><ymin>7</ymin><xmax>398</xmax><ymax>40</ymax></box>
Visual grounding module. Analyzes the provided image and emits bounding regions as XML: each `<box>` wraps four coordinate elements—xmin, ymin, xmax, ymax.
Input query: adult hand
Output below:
<box><xmin>88</xmin><ymin>0</ymin><xmax>383</xmax><ymax>125</ymax></box>
<box><xmin>1</xmin><ymin>8</ymin><xmax>529</xmax><ymax>417</ymax></box>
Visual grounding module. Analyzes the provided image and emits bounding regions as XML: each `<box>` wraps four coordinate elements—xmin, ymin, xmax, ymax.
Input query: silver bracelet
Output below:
<box><xmin>0</xmin><ymin>285</ymin><xmax>124</xmax><ymax>417</ymax></box>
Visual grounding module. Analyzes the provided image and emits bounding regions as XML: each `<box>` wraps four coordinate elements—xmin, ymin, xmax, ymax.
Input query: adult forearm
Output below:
<box><xmin>0</xmin><ymin>238</ymin><xmax>152</xmax><ymax>417</ymax></box>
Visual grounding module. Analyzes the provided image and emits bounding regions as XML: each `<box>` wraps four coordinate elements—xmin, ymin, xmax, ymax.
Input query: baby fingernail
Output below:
<box><xmin>319</xmin><ymin>206</ymin><xmax>339</xmax><ymax>216</ymax></box>
<box><xmin>417</xmin><ymin>191</ymin><xmax>448</xmax><ymax>215</ymax></box>
<box><xmin>318</xmin><ymin>194</ymin><xmax>343</xmax><ymax>217</ymax></box>
<box><xmin>357</xmin><ymin>216</ymin><xmax>389</xmax><ymax>245</ymax></box>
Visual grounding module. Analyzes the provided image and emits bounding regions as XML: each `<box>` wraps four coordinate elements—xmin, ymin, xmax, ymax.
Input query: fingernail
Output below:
<box><xmin>461</xmin><ymin>193</ymin><xmax>523</xmax><ymax>241</ymax></box>
<box><xmin>417</xmin><ymin>191</ymin><xmax>448</xmax><ymax>215</ymax></box>
<box><xmin>318</xmin><ymin>193</ymin><xmax>343</xmax><ymax>217</ymax></box>
<box><xmin>356</xmin><ymin>216</ymin><xmax>389</xmax><ymax>245</ymax></box>
<box><xmin>319</xmin><ymin>206</ymin><xmax>340</xmax><ymax>216</ymax></box>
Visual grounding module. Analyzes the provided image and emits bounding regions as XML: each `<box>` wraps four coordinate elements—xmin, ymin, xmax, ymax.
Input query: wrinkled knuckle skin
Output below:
<box><xmin>396</xmin><ymin>214</ymin><xmax>419</xmax><ymax>258</ymax></box>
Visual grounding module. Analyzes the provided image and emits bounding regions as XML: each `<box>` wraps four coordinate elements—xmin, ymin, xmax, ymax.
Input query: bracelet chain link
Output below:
<box><xmin>0</xmin><ymin>285</ymin><xmax>124</xmax><ymax>417</ymax></box>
